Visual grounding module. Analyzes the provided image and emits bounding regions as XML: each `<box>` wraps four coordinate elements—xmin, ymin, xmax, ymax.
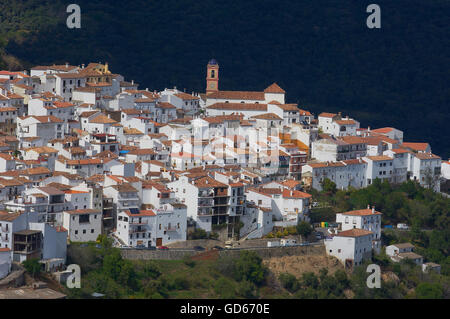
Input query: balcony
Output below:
<box><xmin>215</xmin><ymin>189</ymin><xmax>229</xmax><ymax>197</ymax></box>
<box><xmin>198</xmin><ymin>209</ymin><xmax>213</xmax><ymax>216</ymax></box>
<box><xmin>118</xmin><ymin>196</ymin><xmax>140</xmax><ymax>201</ymax></box>
<box><xmin>198</xmin><ymin>191</ymin><xmax>214</xmax><ymax>198</ymax></box>
<box><xmin>198</xmin><ymin>200</ymin><xmax>213</xmax><ymax>207</ymax></box>
<box><xmin>129</xmin><ymin>220</ymin><xmax>148</xmax><ymax>225</ymax></box>
<box><xmin>129</xmin><ymin>228</ymin><xmax>149</xmax><ymax>234</ymax></box>
<box><xmin>165</xmin><ymin>226</ymin><xmax>177</xmax><ymax>232</ymax></box>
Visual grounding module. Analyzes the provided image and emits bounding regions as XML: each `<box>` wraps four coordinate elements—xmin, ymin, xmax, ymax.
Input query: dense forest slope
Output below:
<box><xmin>1</xmin><ymin>0</ymin><xmax>449</xmax><ymax>157</ymax></box>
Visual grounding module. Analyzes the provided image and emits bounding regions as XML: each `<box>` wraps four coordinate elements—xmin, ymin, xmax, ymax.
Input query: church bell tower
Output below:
<box><xmin>206</xmin><ymin>59</ymin><xmax>219</xmax><ymax>94</ymax></box>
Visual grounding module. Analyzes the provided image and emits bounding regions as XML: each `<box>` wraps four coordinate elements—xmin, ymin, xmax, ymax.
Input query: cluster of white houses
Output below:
<box><xmin>0</xmin><ymin>59</ymin><xmax>447</xmax><ymax>279</ymax></box>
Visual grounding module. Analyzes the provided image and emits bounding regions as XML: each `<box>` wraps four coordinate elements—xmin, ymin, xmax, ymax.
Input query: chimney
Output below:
<box><xmin>372</xmin><ymin>206</ymin><xmax>375</xmax><ymax>214</ymax></box>
<box><xmin>146</xmin><ymin>88</ymin><xmax>149</xmax><ymax>91</ymax></box>
<box><xmin>65</xmin><ymin>62</ymin><xmax>69</xmax><ymax>68</ymax></box>
<box><xmin>131</xmin><ymin>80</ymin><xmax>134</xmax><ymax>85</ymax></box>
<box><xmin>82</xmin><ymin>64</ymin><xmax>85</xmax><ymax>69</ymax></box>
<box><xmin>367</xmin><ymin>204</ymin><xmax>370</xmax><ymax>210</ymax></box>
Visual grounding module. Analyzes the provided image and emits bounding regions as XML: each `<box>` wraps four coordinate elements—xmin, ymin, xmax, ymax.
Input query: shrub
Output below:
<box><xmin>279</xmin><ymin>273</ymin><xmax>300</xmax><ymax>292</ymax></box>
<box><xmin>233</xmin><ymin>251</ymin><xmax>267</xmax><ymax>286</ymax></box>
<box><xmin>214</xmin><ymin>277</ymin><xmax>236</xmax><ymax>298</ymax></box>
<box><xmin>236</xmin><ymin>280</ymin><xmax>257</xmax><ymax>298</ymax></box>
<box><xmin>22</xmin><ymin>258</ymin><xmax>41</xmax><ymax>278</ymax></box>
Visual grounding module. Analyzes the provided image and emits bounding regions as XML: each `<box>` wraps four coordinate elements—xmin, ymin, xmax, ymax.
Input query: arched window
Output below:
<box><xmin>211</xmin><ymin>70</ymin><xmax>215</xmax><ymax>78</ymax></box>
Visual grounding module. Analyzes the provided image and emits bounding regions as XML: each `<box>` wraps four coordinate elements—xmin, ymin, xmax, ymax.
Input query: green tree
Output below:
<box><xmin>296</xmin><ymin>221</ymin><xmax>313</xmax><ymax>240</ymax></box>
<box><xmin>233</xmin><ymin>251</ymin><xmax>266</xmax><ymax>286</ymax></box>
<box><xmin>321</xmin><ymin>178</ymin><xmax>337</xmax><ymax>194</ymax></box>
<box><xmin>415</xmin><ymin>282</ymin><xmax>443</xmax><ymax>299</ymax></box>
<box><xmin>22</xmin><ymin>258</ymin><xmax>41</xmax><ymax>278</ymax></box>
<box><xmin>279</xmin><ymin>273</ymin><xmax>300</xmax><ymax>292</ymax></box>
<box><xmin>214</xmin><ymin>277</ymin><xmax>236</xmax><ymax>298</ymax></box>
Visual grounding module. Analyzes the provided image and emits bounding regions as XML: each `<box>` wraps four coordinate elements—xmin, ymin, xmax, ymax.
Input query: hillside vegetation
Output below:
<box><xmin>0</xmin><ymin>0</ymin><xmax>449</xmax><ymax>157</ymax></box>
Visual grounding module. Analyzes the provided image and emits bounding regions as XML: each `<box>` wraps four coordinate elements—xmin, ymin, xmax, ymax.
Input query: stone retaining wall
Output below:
<box><xmin>121</xmin><ymin>245</ymin><xmax>324</xmax><ymax>261</ymax></box>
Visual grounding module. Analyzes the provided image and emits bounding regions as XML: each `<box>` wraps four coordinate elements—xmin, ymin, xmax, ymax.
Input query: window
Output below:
<box><xmin>83</xmin><ymin>229</ymin><xmax>86</xmax><ymax>234</ymax></box>
<box><xmin>91</xmin><ymin>229</ymin><xmax>94</xmax><ymax>233</ymax></box>
<box><xmin>75</xmin><ymin>230</ymin><xmax>78</xmax><ymax>235</ymax></box>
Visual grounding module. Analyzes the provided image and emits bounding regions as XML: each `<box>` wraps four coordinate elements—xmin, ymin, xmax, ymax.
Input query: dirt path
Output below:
<box><xmin>263</xmin><ymin>253</ymin><xmax>344</xmax><ymax>279</ymax></box>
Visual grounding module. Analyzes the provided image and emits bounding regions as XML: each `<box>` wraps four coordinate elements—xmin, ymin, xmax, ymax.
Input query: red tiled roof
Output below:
<box><xmin>336</xmin><ymin>228</ymin><xmax>373</xmax><ymax>237</ymax></box>
<box><xmin>264</xmin><ymin>83</ymin><xmax>285</xmax><ymax>93</ymax></box>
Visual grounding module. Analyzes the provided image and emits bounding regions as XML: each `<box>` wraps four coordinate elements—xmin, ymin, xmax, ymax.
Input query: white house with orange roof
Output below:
<box><xmin>336</xmin><ymin>206</ymin><xmax>382</xmax><ymax>253</ymax></box>
<box><xmin>17</xmin><ymin>115</ymin><xmax>65</xmax><ymax>147</ymax></box>
<box><xmin>206</xmin><ymin>102</ymin><xmax>268</xmax><ymax>119</ymax></box>
<box><xmin>268</xmin><ymin>102</ymin><xmax>301</xmax><ymax>125</ymax></box>
<box><xmin>84</xmin><ymin>113</ymin><xmax>117</xmax><ymax>134</ymax></box>
<box><xmin>325</xmin><ymin>228</ymin><xmax>373</xmax><ymax>268</ymax></box>
<box><xmin>317</xmin><ymin>112</ymin><xmax>339</xmax><ymax>133</ymax></box>
<box><xmin>167</xmin><ymin>176</ymin><xmax>230</xmax><ymax>232</ymax></box>
<box><xmin>160</xmin><ymin>89</ymin><xmax>200</xmax><ymax>112</ymax></box>
<box><xmin>401</xmin><ymin>142</ymin><xmax>431</xmax><ymax>154</ymax></box>
<box><xmin>246</xmin><ymin>187</ymin><xmax>311</xmax><ymax>226</ymax></box>
<box><xmin>116</xmin><ymin>204</ymin><xmax>187</xmax><ymax>247</ymax></box>
<box><xmin>362</xmin><ymin>155</ymin><xmax>394</xmax><ymax>186</ymax></box>
<box><xmin>383</xmin><ymin>148</ymin><xmax>410</xmax><ymax>184</ymax></box>
<box><xmin>63</xmin><ymin>209</ymin><xmax>102</xmax><ymax>242</ymax></box>
<box><xmin>205</xmin><ymin>81</ymin><xmax>285</xmax><ymax>107</ymax></box>
<box><xmin>408</xmin><ymin>152</ymin><xmax>441</xmax><ymax>191</ymax></box>
<box><xmin>0</xmin><ymin>153</ymin><xmax>15</xmax><ymax>172</ymax></box>
<box><xmin>301</xmin><ymin>159</ymin><xmax>367</xmax><ymax>191</ymax></box>
<box><xmin>28</xmin><ymin>97</ymin><xmax>75</xmax><ymax>122</ymax></box>
<box><xmin>371</xmin><ymin>127</ymin><xmax>403</xmax><ymax>143</ymax></box>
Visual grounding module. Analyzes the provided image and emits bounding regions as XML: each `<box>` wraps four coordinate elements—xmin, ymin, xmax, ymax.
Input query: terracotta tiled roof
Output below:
<box><xmin>336</xmin><ymin>228</ymin><xmax>373</xmax><ymax>237</ymax></box>
<box><xmin>207</xmin><ymin>102</ymin><xmax>267</xmax><ymax>111</ymax></box>
<box><xmin>264</xmin><ymin>83</ymin><xmax>285</xmax><ymax>93</ymax></box>
<box><xmin>90</xmin><ymin>114</ymin><xmax>117</xmax><ymax>124</ymax></box>
<box><xmin>318</xmin><ymin>112</ymin><xmax>337</xmax><ymax>118</ymax></box>
<box><xmin>364</xmin><ymin>155</ymin><xmax>393</xmax><ymax>161</ymax></box>
<box><xmin>207</xmin><ymin>91</ymin><xmax>265</xmax><ymax>101</ymax></box>
<box><xmin>401</xmin><ymin>142</ymin><xmax>430</xmax><ymax>152</ymax></box>
<box><xmin>340</xmin><ymin>208</ymin><xmax>382</xmax><ymax>216</ymax></box>
<box><xmin>174</xmin><ymin>92</ymin><xmax>200</xmax><ymax>100</ymax></box>
<box><xmin>250</xmin><ymin>113</ymin><xmax>282</xmax><ymax>120</ymax></box>
<box><xmin>64</xmin><ymin>209</ymin><xmax>101</xmax><ymax>215</ymax></box>
<box><xmin>282</xmin><ymin>189</ymin><xmax>312</xmax><ymax>199</ymax></box>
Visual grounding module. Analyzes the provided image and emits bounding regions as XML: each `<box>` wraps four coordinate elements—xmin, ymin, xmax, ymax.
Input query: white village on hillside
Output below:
<box><xmin>0</xmin><ymin>59</ymin><xmax>447</xmax><ymax>285</ymax></box>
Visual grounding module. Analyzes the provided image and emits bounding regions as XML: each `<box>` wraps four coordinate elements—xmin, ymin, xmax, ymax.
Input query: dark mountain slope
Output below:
<box><xmin>1</xmin><ymin>0</ymin><xmax>449</xmax><ymax>157</ymax></box>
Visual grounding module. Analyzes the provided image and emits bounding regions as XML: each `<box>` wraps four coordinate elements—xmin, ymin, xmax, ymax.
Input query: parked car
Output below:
<box><xmin>397</xmin><ymin>223</ymin><xmax>409</xmax><ymax>230</ymax></box>
<box><xmin>136</xmin><ymin>244</ymin><xmax>146</xmax><ymax>249</ymax></box>
<box><xmin>312</xmin><ymin>201</ymin><xmax>319</xmax><ymax>207</ymax></box>
<box><xmin>157</xmin><ymin>246</ymin><xmax>169</xmax><ymax>250</ymax></box>
<box><xmin>193</xmin><ymin>246</ymin><xmax>205</xmax><ymax>251</ymax></box>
